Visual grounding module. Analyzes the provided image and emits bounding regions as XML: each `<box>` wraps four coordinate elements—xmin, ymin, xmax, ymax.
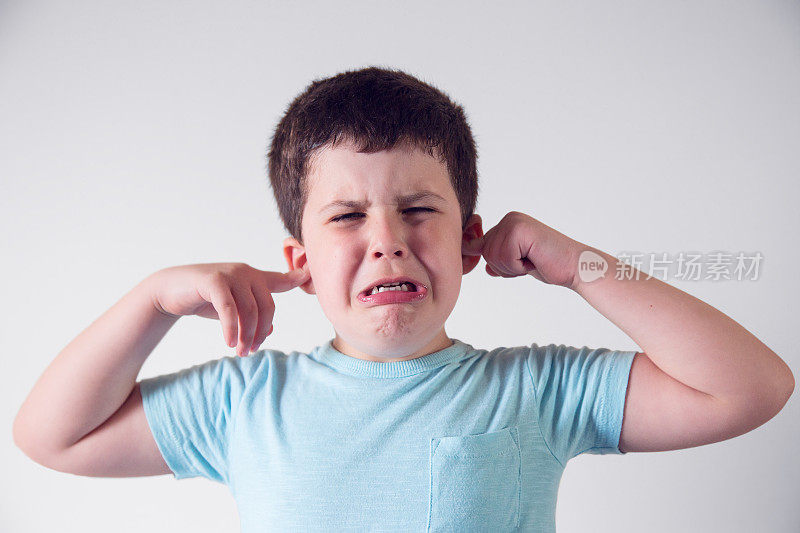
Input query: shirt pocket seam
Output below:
<box><xmin>427</xmin><ymin>426</ymin><xmax>521</xmax><ymax>531</ymax></box>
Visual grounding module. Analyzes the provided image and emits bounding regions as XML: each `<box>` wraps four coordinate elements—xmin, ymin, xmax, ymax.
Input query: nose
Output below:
<box><xmin>368</xmin><ymin>212</ymin><xmax>408</xmax><ymax>260</ymax></box>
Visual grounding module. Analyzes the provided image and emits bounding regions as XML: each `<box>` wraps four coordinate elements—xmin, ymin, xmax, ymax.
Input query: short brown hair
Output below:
<box><xmin>267</xmin><ymin>66</ymin><xmax>479</xmax><ymax>244</ymax></box>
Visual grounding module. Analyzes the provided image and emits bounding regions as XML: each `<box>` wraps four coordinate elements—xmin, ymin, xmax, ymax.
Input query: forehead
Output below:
<box><xmin>305</xmin><ymin>141</ymin><xmax>453</xmax><ymax>202</ymax></box>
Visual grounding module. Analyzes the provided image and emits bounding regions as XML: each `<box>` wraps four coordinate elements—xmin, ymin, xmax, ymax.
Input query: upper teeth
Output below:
<box><xmin>369</xmin><ymin>282</ymin><xmax>413</xmax><ymax>295</ymax></box>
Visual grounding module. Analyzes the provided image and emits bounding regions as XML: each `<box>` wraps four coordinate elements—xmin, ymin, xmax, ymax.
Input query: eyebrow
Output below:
<box><xmin>318</xmin><ymin>191</ymin><xmax>447</xmax><ymax>214</ymax></box>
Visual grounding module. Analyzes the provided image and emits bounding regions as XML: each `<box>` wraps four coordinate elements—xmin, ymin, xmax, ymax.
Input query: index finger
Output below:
<box><xmin>263</xmin><ymin>267</ymin><xmax>310</xmax><ymax>293</ymax></box>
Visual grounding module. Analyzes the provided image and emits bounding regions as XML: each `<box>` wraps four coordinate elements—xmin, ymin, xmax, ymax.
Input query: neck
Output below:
<box><xmin>332</xmin><ymin>328</ymin><xmax>452</xmax><ymax>362</ymax></box>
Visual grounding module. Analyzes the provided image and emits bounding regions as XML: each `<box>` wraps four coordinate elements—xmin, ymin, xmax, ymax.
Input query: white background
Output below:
<box><xmin>2</xmin><ymin>1</ymin><xmax>798</xmax><ymax>531</ymax></box>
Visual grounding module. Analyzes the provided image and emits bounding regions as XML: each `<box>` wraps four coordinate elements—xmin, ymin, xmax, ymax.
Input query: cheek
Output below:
<box><xmin>326</xmin><ymin>243</ymin><xmax>361</xmax><ymax>299</ymax></box>
<box><xmin>424</xmin><ymin>243</ymin><xmax>464</xmax><ymax>293</ymax></box>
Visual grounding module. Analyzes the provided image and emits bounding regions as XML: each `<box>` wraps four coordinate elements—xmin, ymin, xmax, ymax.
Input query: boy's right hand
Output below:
<box><xmin>148</xmin><ymin>263</ymin><xmax>310</xmax><ymax>357</ymax></box>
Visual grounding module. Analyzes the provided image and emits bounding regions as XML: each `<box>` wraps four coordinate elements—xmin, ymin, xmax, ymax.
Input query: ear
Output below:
<box><xmin>461</xmin><ymin>214</ymin><xmax>484</xmax><ymax>276</ymax></box>
<box><xmin>283</xmin><ymin>237</ymin><xmax>315</xmax><ymax>294</ymax></box>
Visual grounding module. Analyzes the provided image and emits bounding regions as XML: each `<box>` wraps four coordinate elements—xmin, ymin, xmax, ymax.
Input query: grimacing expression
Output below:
<box><xmin>283</xmin><ymin>141</ymin><xmax>483</xmax><ymax>361</ymax></box>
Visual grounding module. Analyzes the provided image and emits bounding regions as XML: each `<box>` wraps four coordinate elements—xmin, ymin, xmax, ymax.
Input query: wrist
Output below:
<box><xmin>570</xmin><ymin>245</ymin><xmax>612</xmax><ymax>294</ymax></box>
<box><xmin>138</xmin><ymin>271</ymin><xmax>181</xmax><ymax>321</ymax></box>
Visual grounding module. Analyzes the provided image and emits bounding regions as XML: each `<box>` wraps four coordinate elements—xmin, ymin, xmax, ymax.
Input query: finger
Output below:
<box><xmin>487</xmin><ymin>262</ymin><xmax>515</xmax><ymax>278</ymax></box>
<box><xmin>527</xmin><ymin>268</ymin><xmax>545</xmax><ymax>283</ymax></box>
<box><xmin>209</xmin><ymin>282</ymin><xmax>239</xmax><ymax>349</ymax></box>
<box><xmin>520</xmin><ymin>257</ymin><xmax>536</xmax><ymax>273</ymax></box>
<box><xmin>231</xmin><ymin>285</ymin><xmax>258</xmax><ymax>357</ymax></box>
<box><xmin>486</xmin><ymin>260</ymin><xmax>509</xmax><ymax>277</ymax></box>
<box><xmin>462</xmin><ymin>235</ymin><xmax>484</xmax><ymax>257</ymax></box>
<box><xmin>249</xmin><ymin>286</ymin><xmax>275</xmax><ymax>354</ymax></box>
<box><xmin>264</xmin><ymin>268</ymin><xmax>310</xmax><ymax>294</ymax></box>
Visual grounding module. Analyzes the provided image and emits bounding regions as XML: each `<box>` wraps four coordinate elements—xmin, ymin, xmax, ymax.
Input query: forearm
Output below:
<box><xmin>13</xmin><ymin>272</ymin><xmax>179</xmax><ymax>455</ymax></box>
<box><xmin>573</xmin><ymin>247</ymin><xmax>794</xmax><ymax>404</ymax></box>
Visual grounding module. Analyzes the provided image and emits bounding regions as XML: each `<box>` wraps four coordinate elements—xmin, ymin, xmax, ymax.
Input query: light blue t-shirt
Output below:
<box><xmin>139</xmin><ymin>338</ymin><xmax>636</xmax><ymax>532</ymax></box>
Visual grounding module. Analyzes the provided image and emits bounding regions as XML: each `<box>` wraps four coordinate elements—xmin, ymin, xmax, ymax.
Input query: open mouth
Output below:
<box><xmin>361</xmin><ymin>281</ymin><xmax>417</xmax><ymax>297</ymax></box>
<box><xmin>357</xmin><ymin>280</ymin><xmax>427</xmax><ymax>304</ymax></box>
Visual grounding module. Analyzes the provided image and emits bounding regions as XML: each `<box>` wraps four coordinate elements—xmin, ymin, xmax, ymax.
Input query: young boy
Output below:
<box><xmin>14</xmin><ymin>67</ymin><xmax>795</xmax><ymax>531</ymax></box>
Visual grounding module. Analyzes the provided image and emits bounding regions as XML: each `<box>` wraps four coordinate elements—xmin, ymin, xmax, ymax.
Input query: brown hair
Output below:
<box><xmin>267</xmin><ymin>66</ymin><xmax>479</xmax><ymax>244</ymax></box>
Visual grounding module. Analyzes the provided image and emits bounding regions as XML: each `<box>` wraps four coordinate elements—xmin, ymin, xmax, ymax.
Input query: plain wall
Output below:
<box><xmin>2</xmin><ymin>1</ymin><xmax>798</xmax><ymax>531</ymax></box>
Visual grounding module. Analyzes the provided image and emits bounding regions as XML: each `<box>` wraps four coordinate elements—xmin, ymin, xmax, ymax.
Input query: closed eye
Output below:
<box><xmin>331</xmin><ymin>207</ymin><xmax>436</xmax><ymax>223</ymax></box>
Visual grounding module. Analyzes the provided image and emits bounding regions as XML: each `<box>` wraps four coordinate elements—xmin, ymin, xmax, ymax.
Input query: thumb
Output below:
<box><xmin>266</xmin><ymin>267</ymin><xmax>311</xmax><ymax>293</ymax></box>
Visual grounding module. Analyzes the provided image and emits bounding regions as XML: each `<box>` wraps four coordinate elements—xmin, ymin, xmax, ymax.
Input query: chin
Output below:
<box><xmin>337</xmin><ymin>327</ymin><xmax>434</xmax><ymax>360</ymax></box>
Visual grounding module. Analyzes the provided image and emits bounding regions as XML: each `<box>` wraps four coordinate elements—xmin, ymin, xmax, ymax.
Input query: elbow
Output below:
<box><xmin>782</xmin><ymin>367</ymin><xmax>795</xmax><ymax>404</ymax></box>
<box><xmin>764</xmin><ymin>367</ymin><xmax>795</xmax><ymax>420</ymax></box>
<box><xmin>763</xmin><ymin>352</ymin><xmax>795</xmax><ymax>416</ymax></box>
<box><xmin>13</xmin><ymin>413</ymin><xmax>43</xmax><ymax>465</ymax></box>
<box><xmin>13</xmin><ymin>413</ymin><xmax>62</xmax><ymax>470</ymax></box>
<box><xmin>12</xmin><ymin>401</ymin><xmax>42</xmax><ymax>459</ymax></box>
<box><xmin>14</xmin><ymin>434</ymin><xmax>69</xmax><ymax>474</ymax></box>
<box><xmin>12</xmin><ymin>411</ymin><xmax>32</xmax><ymax>455</ymax></box>
<box><xmin>724</xmin><ymin>368</ymin><xmax>795</xmax><ymax>427</ymax></box>
<box><xmin>775</xmin><ymin>353</ymin><xmax>795</xmax><ymax>404</ymax></box>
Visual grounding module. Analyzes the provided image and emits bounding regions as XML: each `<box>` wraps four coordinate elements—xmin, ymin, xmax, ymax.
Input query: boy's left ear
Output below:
<box><xmin>461</xmin><ymin>214</ymin><xmax>483</xmax><ymax>275</ymax></box>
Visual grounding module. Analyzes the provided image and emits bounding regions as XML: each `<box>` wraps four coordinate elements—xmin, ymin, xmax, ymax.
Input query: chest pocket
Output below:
<box><xmin>427</xmin><ymin>426</ymin><xmax>521</xmax><ymax>532</ymax></box>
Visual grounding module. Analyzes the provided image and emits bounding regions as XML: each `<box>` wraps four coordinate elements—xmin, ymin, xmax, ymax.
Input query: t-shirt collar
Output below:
<box><xmin>312</xmin><ymin>337</ymin><xmax>472</xmax><ymax>378</ymax></box>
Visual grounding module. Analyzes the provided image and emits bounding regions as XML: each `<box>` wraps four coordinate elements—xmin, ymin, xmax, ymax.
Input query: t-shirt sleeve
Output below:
<box><xmin>138</xmin><ymin>354</ymin><xmax>254</xmax><ymax>483</ymax></box>
<box><xmin>526</xmin><ymin>343</ymin><xmax>637</xmax><ymax>464</ymax></box>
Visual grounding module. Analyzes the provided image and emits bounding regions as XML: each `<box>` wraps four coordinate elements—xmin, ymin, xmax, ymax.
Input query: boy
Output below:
<box><xmin>13</xmin><ymin>67</ymin><xmax>795</xmax><ymax>531</ymax></box>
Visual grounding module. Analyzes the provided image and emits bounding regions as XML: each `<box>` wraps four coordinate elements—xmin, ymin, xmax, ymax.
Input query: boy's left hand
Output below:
<box><xmin>463</xmin><ymin>211</ymin><xmax>586</xmax><ymax>290</ymax></box>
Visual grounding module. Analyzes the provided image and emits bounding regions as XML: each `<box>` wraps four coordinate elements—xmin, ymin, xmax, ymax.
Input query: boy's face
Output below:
<box><xmin>283</xmin><ymin>140</ymin><xmax>483</xmax><ymax>362</ymax></box>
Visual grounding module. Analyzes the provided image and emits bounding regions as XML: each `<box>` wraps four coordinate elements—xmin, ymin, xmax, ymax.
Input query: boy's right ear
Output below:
<box><xmin>282</xmin><ymin>237</ymin><xmax>315</xmax><ymax>294</ymax></box>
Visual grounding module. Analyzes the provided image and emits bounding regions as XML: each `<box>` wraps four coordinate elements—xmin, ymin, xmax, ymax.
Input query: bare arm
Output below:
<box><xmin>13</xmin><ymin>272</ymin><xmax>178</xmax><ymax>462</ymax></box>
<box><xmin>573</xmin><ymin>248</ymin><xmax>794</xmax><ymax>405</ymax></box>
<box><xmin>464</xmin><ymin>211</ymin><xmax>793</xmax><ymax>453</ymax></box>
<box><xmin>572</xmin><ymin>248</ymin><xmax>794</xmax><ymax>452</ymax></box>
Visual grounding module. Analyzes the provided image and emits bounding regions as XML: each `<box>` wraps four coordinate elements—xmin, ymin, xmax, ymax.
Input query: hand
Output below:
<box><xmin>462</xmin><ymin>211</ymin><xmax>585</xmax><ymax>290</ymax></box>
<box><xmin>148</xmin><ymin>263</ymin><xmax>310</xmax><ymax>356</ymax></box>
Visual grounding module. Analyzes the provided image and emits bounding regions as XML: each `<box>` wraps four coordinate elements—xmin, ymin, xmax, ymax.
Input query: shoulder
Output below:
<box><xmin>453</xmin><ymin>343</ymin><xmax>539</xmax><ymax>380</ymax></box>
<box><xmin>141</xmin><ymin>347</ymin><xmax>301</xmax><ymax>395</ymax></box>
<box><xmin>522</xmin><ymin>343</ymin><xmax>636</xmax><ymax>396</ymax></box>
